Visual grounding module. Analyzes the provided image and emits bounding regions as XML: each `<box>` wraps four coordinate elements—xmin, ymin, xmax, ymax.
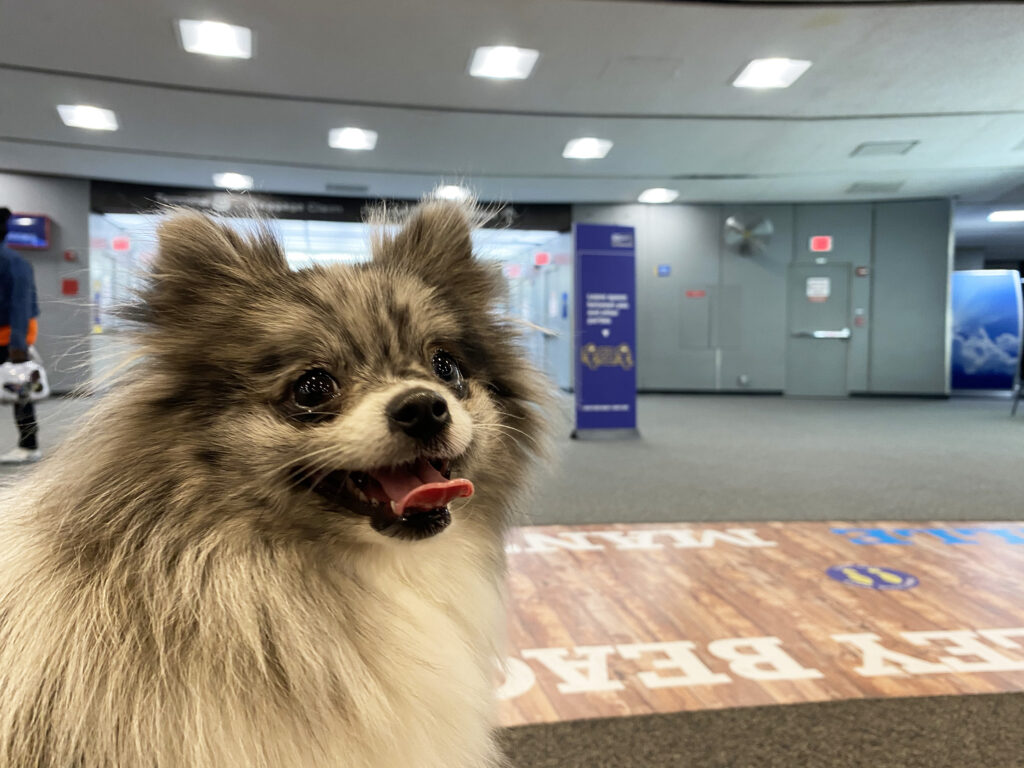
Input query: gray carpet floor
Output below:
<box><xmin>502</xmin><ymin>692</ymin><xmax>1024</xmax><ymax>768</ymax></box>
<box><xmin>2</xmin><ymin>393</ymin><xmax>1022</xmax><ymax>524</ymax></box>
<box><xmin>529</xmin><ymin>393</ymin><xmax>1024</xmax><ymax>525</ymax></box>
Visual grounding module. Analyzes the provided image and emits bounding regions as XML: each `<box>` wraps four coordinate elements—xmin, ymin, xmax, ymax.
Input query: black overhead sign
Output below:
<box><xmin>90</xmin><ymin>181</ymin><xmax>572</xmax><ymax>231</ymax></box>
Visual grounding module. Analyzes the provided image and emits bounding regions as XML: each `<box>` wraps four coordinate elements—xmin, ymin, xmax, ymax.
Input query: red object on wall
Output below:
<box><xmin>63</xmin><ymin>250</ymin><xmax>78</xmax><ymax>262</ymax></box>
<box><xmin>534</xmin><ymin>252</ymin><xmax>551</xmax><ymax>266</ymax></box>
<box><xmin>61</xmin><ymin>279</ymin><xmax>79</xmax><ymax>296</ymax></box>
<box><xmin>112</xmin><ymin>236</ymin><xmax>131</xmax><ymax>251</ymax></box>
<box><xmin>685</xmin><ymin>289</ymin><xmax>707</xmax><ymax>298</ymax></box>
<box><xmin>809</xmin><ymin>235</ymin><xmax>833</xmax><ymax>252</ymax></box>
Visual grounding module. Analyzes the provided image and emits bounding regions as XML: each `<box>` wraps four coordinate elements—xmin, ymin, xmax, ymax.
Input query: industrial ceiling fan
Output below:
<box><xmin>724</xmin><ymin>215</ymin><xmax>774</xmax><ymax>256</ymax></box>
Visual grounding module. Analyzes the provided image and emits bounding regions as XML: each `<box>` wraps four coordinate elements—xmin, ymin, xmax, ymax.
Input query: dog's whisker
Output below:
<box><xmin>474</xmin><ymin>423</ymin><xmax>542</xmax><ymax>448</ymax></box>
<box><xmin>266</xmin><ymin>443</ymin><xmax>349</xmax><ymax>476</ymax></box>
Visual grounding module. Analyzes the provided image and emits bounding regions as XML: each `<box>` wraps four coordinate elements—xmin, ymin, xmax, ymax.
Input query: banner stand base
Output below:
<box><xmin>571</xmin><ymin>428</ymin><xmax>640</xmax><ymax>441</ymax></box>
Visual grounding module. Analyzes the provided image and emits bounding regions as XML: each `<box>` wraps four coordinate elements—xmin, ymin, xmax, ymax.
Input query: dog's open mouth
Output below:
<box><xmin>293</xmin><ymin>457</ymin><xmax>474</xmax><ymax>540</ymax></box>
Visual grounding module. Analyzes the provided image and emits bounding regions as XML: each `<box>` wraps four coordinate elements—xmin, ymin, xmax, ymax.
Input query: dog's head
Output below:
<box><xmin>132</xmin><ymin>200</ymin><xmax>547</xmax><ymax>544</ymax></box>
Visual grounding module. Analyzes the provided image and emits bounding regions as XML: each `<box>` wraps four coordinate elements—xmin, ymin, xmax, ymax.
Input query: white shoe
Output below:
<box><xmin>0</xmin><ymin>447</ymin><xmax>41</xmax><ymax>464</ymax></box>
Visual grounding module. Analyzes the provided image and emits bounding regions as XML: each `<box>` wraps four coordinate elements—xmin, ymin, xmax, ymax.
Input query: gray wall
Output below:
<box><xmin>574</xmin><ymin>198</ymin><xmax>952</xmax><ymax>396</ymax></box>
<box><xmin>869</xmin><ymin>200</ymin><xmax>953</xmax><ymax>394</ymax></box>
<box><xmin>954</xmin><ymin>248</ymin><xmax>986</xmax><ymax>271</ymax></box>
<box><xmin>0</xmin><ymin>172</ymin><xmax>91</xmax><ymax>392</ymax></box>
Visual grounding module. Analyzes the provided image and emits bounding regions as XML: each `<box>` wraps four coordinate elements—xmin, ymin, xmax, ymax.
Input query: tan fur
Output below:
<box><xmin>0</xmin><ymin>200</ymin><xmax>549</xmax><ymax>767</ymax></box>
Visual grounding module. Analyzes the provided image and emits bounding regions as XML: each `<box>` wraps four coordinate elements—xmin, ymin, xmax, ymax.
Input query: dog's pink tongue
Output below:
<box><xmin>370</xmin><ymin>461</ymin><xmax>473</xmax><ymax>517</ymax></box>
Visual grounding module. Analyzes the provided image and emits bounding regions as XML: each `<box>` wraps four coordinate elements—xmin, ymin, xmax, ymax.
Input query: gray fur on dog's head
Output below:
<box><xmin>81</xmin><ymin>198</ymin><xmax>550</xmax><ymax>549</ymax></box>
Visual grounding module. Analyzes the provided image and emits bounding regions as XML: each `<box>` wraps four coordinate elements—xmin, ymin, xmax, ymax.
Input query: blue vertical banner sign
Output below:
<box><xmin>573</xmin><ymin>223</ymin><xmax>638</xmax><ymax>438</ymax></box>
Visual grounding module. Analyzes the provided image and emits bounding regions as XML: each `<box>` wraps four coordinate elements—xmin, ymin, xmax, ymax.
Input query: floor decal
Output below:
<box><xmin>499</xmin><ymin>521</ymin><xmax>1024</xmax><ymax>726</ymax></box>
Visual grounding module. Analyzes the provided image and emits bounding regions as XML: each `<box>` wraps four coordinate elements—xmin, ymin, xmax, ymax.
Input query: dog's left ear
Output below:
<box><xmin>130</xmin><ymin>210</ymin><xmax>289</xmax><ymax>330</ymax></box>
<box><xmin>374</xmin><ymin>200</ymin><xmax>503</xmax><ymax>303</ymax></box>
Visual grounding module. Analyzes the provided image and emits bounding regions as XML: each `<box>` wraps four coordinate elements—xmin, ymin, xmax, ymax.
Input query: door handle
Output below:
<box><xmin>791</xmin><ymin>328</ymin><xmax>851</xmax><ymax>339</ymax></box>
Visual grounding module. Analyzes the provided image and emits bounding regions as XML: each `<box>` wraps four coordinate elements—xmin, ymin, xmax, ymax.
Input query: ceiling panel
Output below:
<box><xmin>2</xmin><ymin>0</ymin><xmax>1024</xmax><ymax>203</ymax></box>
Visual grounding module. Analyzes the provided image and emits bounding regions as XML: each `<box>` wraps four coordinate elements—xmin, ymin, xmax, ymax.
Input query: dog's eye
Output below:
<box><xmin>293</xmin><ymin>369</ymin><xmax>339</xmax><ymax>409</ymax></box>
<box><xmin>432</xmin><ymin>351</ymin><xmax>466</xmax><ymax>397</ymax></box>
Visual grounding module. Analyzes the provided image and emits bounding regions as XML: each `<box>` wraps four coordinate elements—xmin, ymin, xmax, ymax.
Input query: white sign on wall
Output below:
<box><xmin>806</xmin><ymin>276</ymin><xmax>831</xmax><ymax>303</ymax></box>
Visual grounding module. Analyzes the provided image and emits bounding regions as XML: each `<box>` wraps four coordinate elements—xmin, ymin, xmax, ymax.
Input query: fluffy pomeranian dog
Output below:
<box><xmin>0</xmin><ymin>200</ymin><xmax>548</xmax><ymax>767</ymax></box>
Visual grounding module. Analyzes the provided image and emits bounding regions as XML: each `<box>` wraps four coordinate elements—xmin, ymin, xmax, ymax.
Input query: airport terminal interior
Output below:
<box><xmin>3</xmin><ymin>1</ymin><xmax>1024</xmax><ymax>766</ymax></box>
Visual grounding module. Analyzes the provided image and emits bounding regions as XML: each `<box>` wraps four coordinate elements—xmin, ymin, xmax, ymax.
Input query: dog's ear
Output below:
<box><xmin>133</xmin><ymin>210</ymin><xmax>288</xmax><ymax>327</ymax></box>
<box><xmin>374</xmin><ymin>200</ymin><xmax>504</xmax><ymax>304</ymax></box>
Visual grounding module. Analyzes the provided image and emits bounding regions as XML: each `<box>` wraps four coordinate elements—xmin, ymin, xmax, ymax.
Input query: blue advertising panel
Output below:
<box><xmin>573</xmin><ymin>223</ymin><xmax>637</xmax><ymax>437</ymax></box>
<box><xmin>951</xmin><ymin>270</ymin><xmax>1022</xmax><ymax>390</ymax></box>
<box><xmin>5</xmin><ymin>214</ymin><xmax>50</xmax><ymax>249</ymax></box>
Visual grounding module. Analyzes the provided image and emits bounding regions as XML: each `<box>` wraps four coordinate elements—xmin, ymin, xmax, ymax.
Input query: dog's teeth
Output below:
<box><xmin>390</xmin><ymin>501</ymin><xmax>397</xmax><ymax>512</ymax></box>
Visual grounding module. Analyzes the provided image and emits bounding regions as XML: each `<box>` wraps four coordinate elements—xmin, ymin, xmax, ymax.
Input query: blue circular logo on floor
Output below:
<box><xmin>826</xmin><ymin>564</ymin><xmax>919</xmax><ymax>591</ymax></box>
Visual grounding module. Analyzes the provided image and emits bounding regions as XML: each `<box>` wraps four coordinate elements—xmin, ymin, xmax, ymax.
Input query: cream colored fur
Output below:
<box><xmin>0</xmin><ymin>200</ymin><xmax>547</xmax><ymax>767</ymax></box>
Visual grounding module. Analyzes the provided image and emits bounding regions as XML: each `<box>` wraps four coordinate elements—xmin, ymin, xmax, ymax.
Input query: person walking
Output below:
<box><xmin>0</xmin><ymin>208</ymin><xmax>41</xmax><ymax>463</ymax></box>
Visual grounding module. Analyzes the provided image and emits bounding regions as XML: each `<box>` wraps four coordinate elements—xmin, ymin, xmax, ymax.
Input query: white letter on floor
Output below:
<box><xmin>617</xmin><ymin>641</ymin><xmax>731</xmax><ymax>688</ymax></box>
<box><xmin>496</xmin><ymin>657</ymin><xmax>537</xmax><ymax>700</ymax></box>
<box><xmin>901</xmin><ymin>630</ymin><xmax>1024</xmax><ymax>673</ymax></box>
<box><xmin>832</xmin><ymin>633</ymin><xmax>949</xmax><ymax>676</ymax></box>
<box><xmin>588</xmin><ymin>530</ymin><xmax>666</xmax><ymax>551</ymax></box>
<box><xmin>706</xmin><ymin>637</ymin><xmax>823</xmax><ymax>680</ymax></box>
<box><xmin>520</xmin><ymin>646</ymin><xmax>625</xmax><ymax>694</ymax></box>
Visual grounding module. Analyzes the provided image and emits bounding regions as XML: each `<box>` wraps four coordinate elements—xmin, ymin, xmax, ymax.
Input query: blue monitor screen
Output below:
<box><xmin>5</xmin><ymin>214</ymin><xmax>49</xmax><ymax>249</ymax></box>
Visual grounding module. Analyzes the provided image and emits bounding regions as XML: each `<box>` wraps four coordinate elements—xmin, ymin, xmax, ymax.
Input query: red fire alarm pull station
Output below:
<box><xmin>809</xmin><ymin>236</ymin><xmax>833</xmax><ymax>252</ymax></box>
<box><xmin>61</xmin><ymin>279</ymin><xmax>79</xmax><ymax>296</ymax></box>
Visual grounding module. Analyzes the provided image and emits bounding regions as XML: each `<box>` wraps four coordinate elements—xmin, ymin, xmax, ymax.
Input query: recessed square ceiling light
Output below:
<box><xmin>563</xmin><ymin>137</ymin><xmax>613</xmax><ymax>160</ymax></box>
<box><xmin>178</xmin><ymin>19</ymin><xmax>253</xmax><ymax>59</ymax></box>
<box><xmin>212</xmin><ymin>172</ymin><xmax>253</xmax><ymax>190</ymax></box>
<box><xmin>328</xmin><ymin>127</ymin><xmax>378</xmax><ymax>151</ymax></box>
<box><xmin>638</xmin><ymin>187</ymin><xmax>679</xmax><ymax>204</ymax></box>
<box><xmin>987</xmin><ymin>210</ymin><xmax>1024</xmax><ymax>223</ymax></box>
<box><xmin>57</xmin><ymin>104</ymin><xmax>118</xmax><ymax>131</ymax></box>
<box><xmin>469</xmin><ymin>46</ymin><xmax>539</xmax><ymax>79</ymax></box>
<box><xmin>434</xmin><ymin>185</ymin><xmax>470</xmax><ymax>201</ymax></box>
<box><xmin>732</xmin><ymin>58</ymin><xmax>811</xmax><ymax>89</ymax></box>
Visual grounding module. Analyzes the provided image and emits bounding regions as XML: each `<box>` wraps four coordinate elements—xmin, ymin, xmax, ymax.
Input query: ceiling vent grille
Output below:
<box><xmin>846</xmin><ymin>181</ymin><xmax>906</xmax><ymax>194</ymax></box>
<box><xmin>851</xmin><ymin>141</ymin><xmax>918</xmax><ymax>157</ymax></box>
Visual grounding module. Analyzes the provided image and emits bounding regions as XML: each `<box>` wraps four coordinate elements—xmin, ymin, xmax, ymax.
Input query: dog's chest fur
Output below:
<box><xmin>0</xmin><ymin>509</ymin><xmax>508</xmax><ymax>768</ymax></box>
<box><xmin>233</xmin><ymin>538</ymin><xmax>506</xmax><ymax>768</ymax></box>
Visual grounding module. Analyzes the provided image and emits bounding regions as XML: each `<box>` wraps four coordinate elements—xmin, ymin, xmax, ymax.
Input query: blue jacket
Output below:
<box><xmin>0</xmin><ymin>242</ymin><xmax>40</xmax><ymax>352</ymax></box>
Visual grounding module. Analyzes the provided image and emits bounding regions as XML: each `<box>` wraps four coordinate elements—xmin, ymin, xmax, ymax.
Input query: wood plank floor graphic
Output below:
<box><xmin>497</xmin><ymin>521</ymin><xmax>1024</xmax><ymax>727</ymax></box>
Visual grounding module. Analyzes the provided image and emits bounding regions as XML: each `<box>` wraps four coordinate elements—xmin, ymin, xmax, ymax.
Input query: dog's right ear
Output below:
<box><xmin>132</xmin><ymin>210</ymin><xmax>288</xmax><ymax>327</ymax></box>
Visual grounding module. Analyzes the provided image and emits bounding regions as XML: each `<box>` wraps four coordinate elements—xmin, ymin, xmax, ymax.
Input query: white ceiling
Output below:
<box><xmin>4</xmin><ymin>0</ymin><xmax>1024</xmax><ymax>205</ymax></box>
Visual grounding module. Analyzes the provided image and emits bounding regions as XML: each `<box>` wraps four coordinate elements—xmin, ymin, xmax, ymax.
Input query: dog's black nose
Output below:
<box><xmin>387</xmin><ymin>388</ymin><xmax>451</xmax><ymax>442</ymax></box>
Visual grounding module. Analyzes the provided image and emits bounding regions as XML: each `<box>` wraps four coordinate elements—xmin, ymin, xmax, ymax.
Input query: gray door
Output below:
<box><xmin>786</xmin><ymin>263</ymin><xmax>851</xmax><ymax>396</ymax></box>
